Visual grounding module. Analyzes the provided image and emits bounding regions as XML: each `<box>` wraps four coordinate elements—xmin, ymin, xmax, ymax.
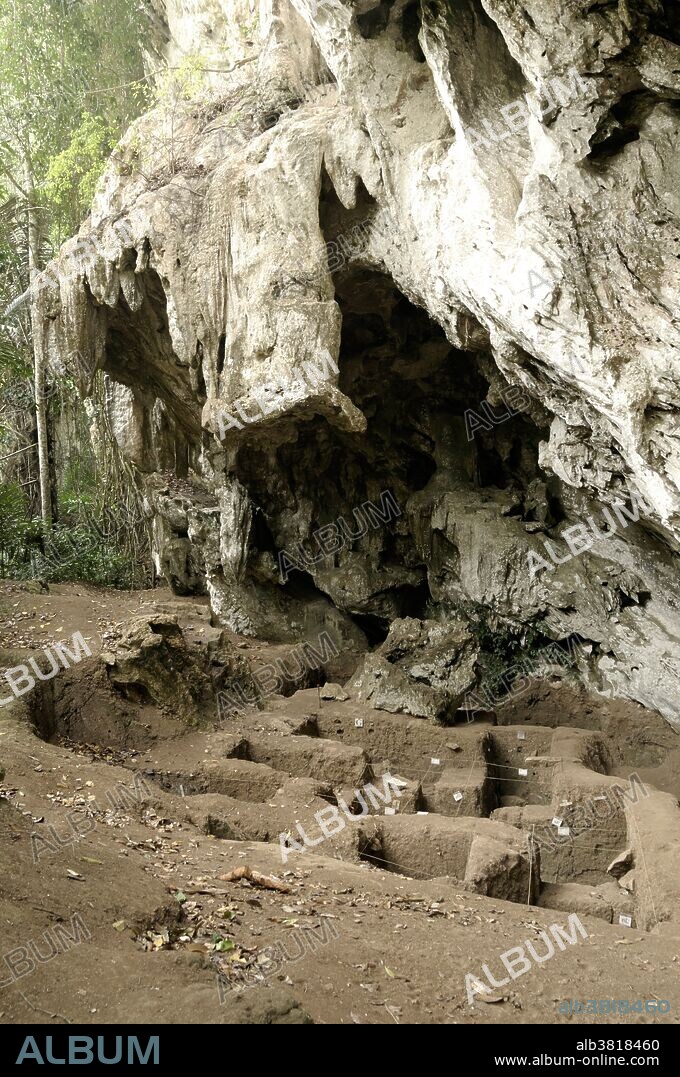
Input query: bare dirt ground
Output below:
<box><xmin>1</xmin><ymin>581</ymin><xmax>679</xmax><ymax>1026</ymax></box>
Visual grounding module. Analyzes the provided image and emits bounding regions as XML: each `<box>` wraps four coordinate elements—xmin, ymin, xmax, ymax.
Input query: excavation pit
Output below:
<box><xmin>16</xmin><ymin>619</ymin><xmax>680</xmax><ymax>938</ymax></box>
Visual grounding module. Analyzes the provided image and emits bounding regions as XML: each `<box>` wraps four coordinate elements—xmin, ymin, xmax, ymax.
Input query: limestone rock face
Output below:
<box><xmin>35</xmin><ymin>1</ymin><xmax>680</xmax><ymax>725</ymax></box>
<box><xmin>348</xmin><ymin>616</ymin><xmax>478</xmax><ymax>719</ymax></box>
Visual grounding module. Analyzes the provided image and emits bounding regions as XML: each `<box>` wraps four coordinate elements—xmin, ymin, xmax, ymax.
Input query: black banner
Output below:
<box><xmin>0</xmin><ymin>1022</ymin><xmax>677</xmax><ymax>1070</ymax></box>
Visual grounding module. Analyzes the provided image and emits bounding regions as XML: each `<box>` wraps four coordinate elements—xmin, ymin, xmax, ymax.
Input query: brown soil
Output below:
<box><xmin>1</xmin><ymin>582</ymin><xmax>679</xmax><ymax>1026</ymax></box>
<box><xmin>497</xmin><ymin>679</ymin><xmax>680</xmax><ymax>800</ymax></box>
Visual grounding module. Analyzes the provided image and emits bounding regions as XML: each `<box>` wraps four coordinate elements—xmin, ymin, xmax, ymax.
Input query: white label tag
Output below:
<box><xmin>431</xmin><ymin>758</ymin><xmax>441</xmax><ymax>765</ymax></box>
<box><xmin>517</xmin><ymin>731</ymin><xmax>526</xmax><ymax>740</ymax></box>
<box><xmin>417</xmin><ymin>811</ymin><xmax>429</xmax><ymax>815</ymax></box>
<box><xmin>354</xmin><ymin>719</ymin><xmax>364</xmax><ymax>728</ymax></box>
<box><xmin>557</xmin><ymin>826</ymin><xmax>570</xmax><ymax>836</ymax></box>
<box><xmin>619</xmin><ymin>914</ymin><xmax>632</xmax><ymax>928</ymax></box>
<box><xmin>384</xmin><ymin>807</ymin><xmax>396</xmax><ymax>815</ymax></box>
<box><xmin>453</xmin><ymin>792</ymin><xmax>463</xmax><ymax>802</ymax></box>
<box><xmin>552</xmin><ymin>817</ymin><xmax>562</xmax><ymax>828</ymax></box>
<box><xmin>518</xmin><ymin>768</ymin><xmax>528</xmax><ymax>777</ymax></box>
<box><xmin>593</xmin><ymin>795</ymin><xmax>607</xmax><ymax>801</ymax></box>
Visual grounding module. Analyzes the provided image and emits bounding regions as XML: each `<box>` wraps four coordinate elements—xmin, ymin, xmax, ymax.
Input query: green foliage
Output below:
<box><xmin>155</xmin><ymin>54</ymin><xmax>208</xmax><ymax>107</ymax></box>
<box><xmin>0</xmin><ymin>0</ymin><xmax>153</xmax><ymax>245</ymax></box>
<box><xmin>0</xmin><ymin>0</ymin><xmax>154</xmax><ymax>378</ymax></box>
<box><xmin>459</xmin><ymin>601</ymin><xmax>553</xmax><ymax>698</ymax></box>
<box><xmin>0</xmin><ymin>477</ymin><xmax>148</xmax><ymax>588</ymax></box>
<box><xmin>0</xmin><ymin>480</ymin><xmax>38</xmax><ymax>574</ymax></box>
<box><xmin>43</xmin><ymin>113</ymin><xmax>117</xmax><ymax>238</ymax></box>
<box><xmin>0</xmin><ymin>339</ymin><xmax>31</xmax><ymax>398</ymax></box>
<box><xmin>0</xmin><ymin>192</ymin><xmax>32</xmax><ymax>410</ymax></box>
<box><xmin>31</xmin><ymin>520</ymin><xmax>147</xmax><ymax>589</ymax></box>
<box><xmin>237</xmin><ymin>14</ymin><xmax>260</xmax><ymax>42</ymax></box>
<box><xmin>0</xmin><ymin>0</ymin><xmax>155</xmax><ymax>577</ymax></box>
<box><xmin>149</xmin><ymin>53</ymin><xmax>209</xmax><ymax>175</ymax></box>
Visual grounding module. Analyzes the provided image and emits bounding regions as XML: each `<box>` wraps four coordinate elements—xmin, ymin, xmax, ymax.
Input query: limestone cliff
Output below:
<box><xmin>35</xmin><ymin>0</ymin><xmax>680</xmax><ymax>724</ymax></box>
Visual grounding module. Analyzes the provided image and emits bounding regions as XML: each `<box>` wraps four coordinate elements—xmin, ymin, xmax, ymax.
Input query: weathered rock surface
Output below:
<box><xmin>348</xmin><ymin>616</ymin><xmax>478</xmax><ymax>719</ymax></box>
<box><xmin>607</xmin><ymin>847</ymin><xmax>634</xmax><ymax>880</ymax></box>
<box><xmin>101</xmin><ymin>613</ymin><xmax>254</xmax><ymax>723</ymax></box>
<box><xmin>34</xmin><ymin>0</ymin><xmax>680</xmax><ymax>725</ymax></box>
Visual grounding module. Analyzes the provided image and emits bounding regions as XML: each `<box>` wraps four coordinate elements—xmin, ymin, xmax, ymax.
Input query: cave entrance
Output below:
<box><xmin>233</xmin><ymin>265</ymin><xmax>546</xmax><ymax>635</ymax></box>
<box><xmin>101</xmin><ymin>268</ymin><xmax>202</xmax><ymax>471</ymax></box>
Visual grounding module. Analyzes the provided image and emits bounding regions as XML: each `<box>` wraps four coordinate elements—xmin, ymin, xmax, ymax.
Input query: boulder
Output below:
<box><xmin>348</xmin><ymin>617</ymin><xmax>478</xmax><ymax>721</ymax></box>
<box><xmin>101</xmin><ymin>614</ymin><xmax>254</xmax><ymax>723</ymax></box>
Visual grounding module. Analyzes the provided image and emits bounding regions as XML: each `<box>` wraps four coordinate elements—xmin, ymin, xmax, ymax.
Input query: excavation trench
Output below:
<box><xmin>24</xmin><ymin>636</ymin><xmax>680</xmax><ymax>937</ymax></box>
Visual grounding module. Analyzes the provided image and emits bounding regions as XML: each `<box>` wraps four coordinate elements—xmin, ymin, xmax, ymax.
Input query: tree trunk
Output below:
<box><xmin>24</xmin><ymin>163</ymin><xmax>52</xmax><ymax>528</ymax></box>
